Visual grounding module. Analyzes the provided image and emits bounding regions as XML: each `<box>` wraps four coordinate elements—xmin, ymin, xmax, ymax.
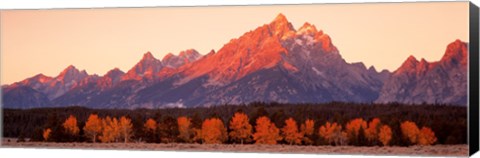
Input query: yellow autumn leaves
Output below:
<box><xmin>316</xmin><ymin>118</ymin><xmax>436</xmax><ymax>146</ymax></box>
<box><xmin>56</xmin><ymin>114</ymin><xmax>134</xmax><ymax>143</ymax></box>
<box><xmin>43</xmin><ymin>113</ymin><xmax>437</xmax><ymax>147</ymax></box>
<box><xmin>400</xmin><ymin>121</ymin><xmax>437</xmax><ymax>145</ymax></box>
<box><xmin>319</xmin><ymin>122</ymin><xmax>346</xmax><ymax>145</ymax></box>
<box><xmin>229</xmin><ymin>113</ymin><xmax>252</xmax><ymax>144</ymax></box>
<box><xmin>253</xmin><ymin>116</ymin><xmax>282</xmax><ymax>144</ymax></box>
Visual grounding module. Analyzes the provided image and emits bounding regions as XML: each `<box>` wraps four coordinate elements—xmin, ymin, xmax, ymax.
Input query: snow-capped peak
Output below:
<box><xmin>269</xmin><ymin>13</ymin><xmax>296</xmax><ymax>39</ymax></box>
<box><xmin>162</xmin><ymin>49</ymin><xmax>203</xmax><ymax>68</ymax></box>
<box><xmin>297</xmin><ymin>22</ymin><xmax>318</xmax><ymax>35</ymax></box>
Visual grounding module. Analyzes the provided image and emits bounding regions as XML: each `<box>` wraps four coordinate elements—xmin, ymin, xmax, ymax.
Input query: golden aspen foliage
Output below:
<box><xmin>177</xmin><ymin>116</ymin><xmax>193</xmax><ymax>143</ymax></box>
<box><xmin>43</xmin><ymin>128</ymin><xmax>52</xmax><ymax>141</ymax></box>
<box><xmin>378</xmin><ymin>125</ymin><xmax>392</xmax><ymax>146</ymax></box>
<box><xmin>334</xmin><ymin>130</ymin><xmax>348</xmax><ymax>146</ymax></box>
<box><xmin>345</xmin><ymin>118</ymin><xmax>367</xmax><ymax>140</ymax></box>
<box><xmin>281</xmin><ymin>117</ymin><xmax>303</xmax><ymax>145</ymax></box>
<box><xmin>301</xmin><ymin>119</ymin><xmax>315</xmax><ymax>136</ymax></box>
<box><xmin>143</xmin><ymin>118</ymin><xmax>157</xmax><ymax>133</ymax></box>
<box><xmin>201</xmin><ymin>118</ymin><xmax>227</xmax><ymax>144</ymax></box>
<box><xmin>84</xmin><ymin>114</ymin><xmax>103</xmax><ymax>143</ymax></box>
<box><xmin>365</xmin><ymin>118</ymin><xmax>381</xmax><ymax>142</ymax></box>
<box><xmin>319</xmin><ymin>122</ymin><xmax>336</xmax><ymax>143</ymax></box>
<box><xmin>418</xmin><ymin>127</ymin><xmax>437</xmax><ymax>145</ymax></box>
<box><xmin>253</xmin><ymin>116</ymin><xmax>282</xmax><ymax>145</ymax></box>
<box><xmin>100</xmin><ymin>116</ymin><xmax>120</xmax><ymax>143</ymax></box>
<box><xmin>119</xmin><ymin>116</ymin><xmax>133</xmax><ymax>143</ymax></box>
<box><xmin>228</xmin><ymin>112</ymin><xmax>253</xmax><ymax>144</ymax></box>
<box><xmin>193</xmin><ymin>128</ymin><xmax>203</xmax><ymax>143</ymax></box>
<box><xmin>143</xmin><ymin>118</ymin><xmax>158</xmax><ymax>143</ymax></box>
<box><xmin>300</xmin><ymin>119</ymin><xmax>315</xmax><ymax>145</ymax></box>
<box><xmin>319</xmin><ymin>122</ymin><xmax>347</xmax><ymax>145</ymax></box>
<box><xmin>62</xmin><ymin>115</ymin><xmax>80</xmax><ymax>136</ymax></box>
<box><xmin>400</xmin><ymin>121</ymin><xmax>420</xmax><ymax>145</ymax></box>
<box><xmin>99</xmin><ymin>117</ymin><xmax>110</xmax><ymax>143</ymax></box>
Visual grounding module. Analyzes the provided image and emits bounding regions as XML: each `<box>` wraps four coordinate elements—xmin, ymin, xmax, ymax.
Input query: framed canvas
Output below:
<box><xmin>1</xmin><ymin>0</ymin><xmax>479</xmax><ymax>157</ymax></box>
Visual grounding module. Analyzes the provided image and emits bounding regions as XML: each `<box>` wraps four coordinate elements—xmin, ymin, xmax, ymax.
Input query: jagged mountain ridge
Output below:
<box><xmin>162</xmin><ymin>49</ymin><xmax>202</xmax><ymax>68</ymax></box>
<box><xmin>1</xmin><ymin>14</ymin><xmax>467</xmax><ymax>109</ymax></box>
<box><xmin>6</xmin><ymin>65</ymin><xmax>92</xmax><ymax>100</ymax></box>
<box><xmin>127</xmin><ymin>13</ymin><xmax>389</xmax><ymax>108</ymax></box>
<box><xmin>376</xmin><ymin>40</ymin><xmax>468</xmax><ymax>105</ymax></box>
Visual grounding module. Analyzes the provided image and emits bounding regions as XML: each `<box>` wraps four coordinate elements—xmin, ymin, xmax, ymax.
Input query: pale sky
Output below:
<box><xmin>0</xmin><ymin>2</ymin><xmax>469</xmax><ymax>85</ymax></box>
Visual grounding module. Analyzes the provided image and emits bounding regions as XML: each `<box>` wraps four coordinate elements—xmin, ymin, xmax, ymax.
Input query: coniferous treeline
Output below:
<box><xmin>2</xmin><ymin>102</ymin><xmax>467</xmax><ymax>146</ymax></box>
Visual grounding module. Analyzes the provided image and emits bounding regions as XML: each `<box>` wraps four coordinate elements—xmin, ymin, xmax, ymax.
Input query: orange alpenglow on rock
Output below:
<box><xmin>63</xmin><ymin>115</ymin><xmax>80</xmax><ymax>136</ymax></box>
<box><xmin>83</xmin><ymin>114</ymin><xmax>103</xmax><ymax>143</ymax></box>
<box><xmin>228</xmin><ymin>112</ymin><xmax>252</xmax><ymax>144</ymax></box>
<box><xmin>281</xmin><ymin>117</ymin><xmax>303</xmax><ymax>145</ymax></box>
<box><xmin>253</xmin><ymin>116</ymin><xmax>282</xmax><ymax>144</ymax></box>
<box><xmin>269</xmin><ymin>13</ymin><xmax>295</xmax><ymax>39</ymax></box>
<box><xmin>121</xmin><ymin>52</ymin><xmax>163</xmax><ymax>81</ymax></box>
<box><xmin>201</xmin><ymin>118</ymin><xmax>227</xmax><ymax>144</ymax></box>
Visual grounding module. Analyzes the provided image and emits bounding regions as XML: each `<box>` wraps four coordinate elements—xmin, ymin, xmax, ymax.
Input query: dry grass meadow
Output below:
<box><xmin>1</xmin><ymin>138</ymin><xmax>468</xmax><ymax>156</ymax></box>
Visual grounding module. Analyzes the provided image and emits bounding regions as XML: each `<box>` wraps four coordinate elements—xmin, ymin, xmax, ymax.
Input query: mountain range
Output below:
<box><xmin>1</xmin><ymin>14</ymin><xmax>468</xmax><ymax>109</ymax></box>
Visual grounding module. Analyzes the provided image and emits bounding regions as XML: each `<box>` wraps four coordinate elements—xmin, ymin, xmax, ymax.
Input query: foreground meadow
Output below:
<box><xmin>3</xmin><ymin>103</ymin><xmax>467</xmax><ymax>156</ymax></box>
<box><xmin>1</xmin><ymin>139</ymin><xmax>468</xmax><ymax>156</ymax></box>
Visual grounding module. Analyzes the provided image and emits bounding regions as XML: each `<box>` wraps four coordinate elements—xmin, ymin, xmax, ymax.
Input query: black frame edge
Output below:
<box><xmin>469</xmin><ymin>1</ymin><xmax>480</xmax><ymax>156</ymax></box>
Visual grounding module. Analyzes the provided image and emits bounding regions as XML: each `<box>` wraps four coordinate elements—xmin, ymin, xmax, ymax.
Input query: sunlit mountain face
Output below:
<box><xmin>1</xmin><ymin>14</ymin><xmax>467</xmax><ymax>109</ymax></box>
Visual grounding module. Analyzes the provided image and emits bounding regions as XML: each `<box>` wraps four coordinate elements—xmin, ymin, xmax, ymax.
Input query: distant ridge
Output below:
<box><xmin>2</xmin><ymin>14</ymin><xmax>467</xmax><ymax>109</ymax></box>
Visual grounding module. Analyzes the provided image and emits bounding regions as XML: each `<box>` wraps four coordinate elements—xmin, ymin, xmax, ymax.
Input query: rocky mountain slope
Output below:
<box><xmin>376</xmin><ymin>40</ymin><xmax>468</xmax><ymax>105</ymax></box>
<box><xmin>1</xmin><ymin>14</ymin><xmax>468</xmax><ymax>109</ymax></box>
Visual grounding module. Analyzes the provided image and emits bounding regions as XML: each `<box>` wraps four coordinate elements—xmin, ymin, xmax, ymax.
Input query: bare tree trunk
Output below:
<box><xmin>124</xmin><ymin>132</ymin><xmax>127</xmax><ymax>143</ymax></box>
<box><xmin>123</xmin><ymin>128</ymin><xmax>127</xmax><ymax>143</ymax></box>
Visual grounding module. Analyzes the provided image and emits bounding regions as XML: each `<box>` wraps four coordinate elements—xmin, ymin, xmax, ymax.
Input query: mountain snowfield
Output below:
<box><xmin>1</xmin><ymin>14</ymin><xmax>468</xmax><ymax>109</ymax></box>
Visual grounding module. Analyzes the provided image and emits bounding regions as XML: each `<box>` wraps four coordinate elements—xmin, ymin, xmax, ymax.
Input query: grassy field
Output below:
<box><xmin>1</xmin><ymin>138</ymin><xmax>468</xmax><ymax>156</ymax></box>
